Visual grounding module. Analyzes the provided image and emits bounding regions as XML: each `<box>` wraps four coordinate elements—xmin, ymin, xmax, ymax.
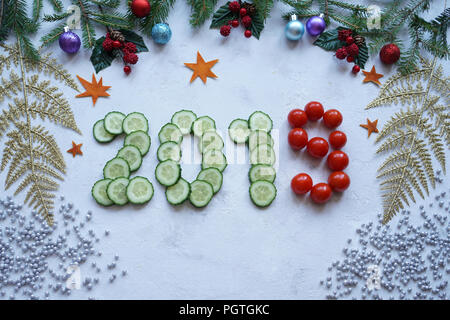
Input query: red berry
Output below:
<box><xmin>288</xmin><ymin>128</ymin><xmax>308</xmax><ymax>150</ymax></box>
<box><xmin>123</xmin><ymin>42</ymin><xmax>137</xmax><ymax>53</ymax></box>
<box><xmin>327</xmin><ymin>150</ymin><xmax>349</xmax><ymax>171</ymax></box>
<box><xmin>338</xmin><ymin>29</ymin><xmax>352</xmax><ymax>41</ymax></box>
<box><xmin>336</xmin><ymin>47</ymin><xmax>347</xmax><ymax>60</ymax></box>
<box><xmin>346</xmin><ymin>55</ymin><xmax>354</xmax><ymax>63</ymax></box>
<box><xmin>240</xmin><ymin>8</ymin><xmax>247</xmax><ymax>16</ymax></box>
<box><xmin>123</xmin><ymin>52</ymin><xmax>138</xmax><ymax>64</ymax></box>
<box><xmin>112</xmin><ymin>40</ymin><xmax>122</xmax><ymax>48</ymax></box>
<box><xmin>352</xmin><ymin>65</ymin><xmax>360</xmax><ymax>74</ymax></box>
<box><xmin>220</xmin><ymin>25</ymin><xmax>231</xmax><ymax>37</ymax></box>
<box><xmin>102</xmin><ymin>38</ymin><xmax>114</xmax><ymax>51</ymax></box>
<box><xmin>241</xmin><ymin>15</ymin><xmax>252</xmax><ymax>28</ymax></box>
<box><xmin>310</xmin><ymin>183</ymin><xmax>332</xmax><ymax>204</ymax></box>
<box><xmin>329</xmin><ymin>131</ymin><xmax>347</xmax><ymax>149</ymax></box>
<box><xmin>288</xmin><ymin>109</ymin><xmax>308</xmax><ymax>128</ymax></box>
<box><xmin>307</xmin><ymin>137</ymin><xmax>329</xmax><ymax>158</ymax></box>
<box><xmin>244</xmin><ymin>30</ymin><xmax>252</xmax><ymax>38</ymax></box>
<box><xmin>323</xmin><ymin>109</ymin><xmax>343</xmax><ymax>128</ymax></box>
<box><xmin>304</xmin><ymin>101</ymin><xmax>324</xmax><ymax>121</ymax></box>
<box><xmin>345</xmin><ymin>36</ymin><xmax>354</xmax><ymax>45</ymax></box>
<box><xmin>328</xmin><ymin>171</ymin><xmax>350</xmax><ymax>192</ymax></box>
<box><xmin>231</xmin><ymin>19</ymin><xmax>239</xmax><ymax>28</ymax></box>
<box><xmin>291</xmin><ymin>173</ymin><xmax>313</xmax><ymax>195</ymax></box>
<box><xmin>124</xmin><ymin>65</ymin><xmax>131</xmax><ymax>75</ymax></box>
<box><xmin>346</xmin><ymin>43</ymin><xmax>359</xmax><ymax>57</ymax></box>
<box><xmin>229</xmin><ymin>1</ymin><xmax>240</xmax><ymax>13</ymax></box>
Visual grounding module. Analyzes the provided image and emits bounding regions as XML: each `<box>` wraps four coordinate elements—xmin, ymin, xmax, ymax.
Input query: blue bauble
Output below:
<box><xmin>151</xmin><ymin>23</ymin><xmax>172</xmax><ymax>45</ymax></box>
<box><xmin>285</xmin><ymin>20</ymin><xmax>305</xmax><ymax>41</ymax></box>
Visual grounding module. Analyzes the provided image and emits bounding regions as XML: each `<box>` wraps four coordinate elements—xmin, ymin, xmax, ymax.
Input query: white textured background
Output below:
<box><xmin>0</xmin><ymin>0</ymin><xmax>448</xmax><ymax>299</ymax></box>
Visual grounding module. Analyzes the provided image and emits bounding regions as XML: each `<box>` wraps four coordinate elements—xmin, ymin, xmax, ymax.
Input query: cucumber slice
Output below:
<box><xmin>93</xmin><ymin>120</ymin><xmax>115</xmax><ymax>143</ymax></box>
<box><xmin>248</xmin><ymin>111</ymin><xmax>273</xmax><ymax>132</ymax></box>
<box><xmin>197</xmin><ymin>168</ymin><xmax>223</xmax><ymax>194</ymax></box>
<box><xmin>199</xmin><ymin>130</ymin><xmax>224</xmax><ymax>153</ymax></box>
<box><xmin>202</xmin><ymin>149</ymin><xmax>227</xmax><ymax>172</ymax></box>
<box><xmin>117</xmin><ymin>145</ymin><xmax>142</xmax><ymax>172</ymax></box>
<box><xmin>171</xmin><ymin>110</ymin><xmax>197</xmax><ymax>135</ymax></box>
<box><xmin>124</xmin><ymin>131</ymin><xmax>151</xmax><ymax>156</ymax></box>
<box><xmin>92</xmin><ymin>179</ymin><xmax>113</xmax><ymax>206</ymax></box>
<box><xmin>155</xmin><ymin>160</ymin><xmax>181</xmax><ymax>187</ymax></box>
<box><xmin>189</xmin><ymin>180</ymin><xmax>214</xmax><ymax>208</ymax></box>
<box><xmin>248</xmin><ymin>130</ymin><xmax>274</xmax><ymax>152</ymax></box>
<box><xmin>250</xmin><ymin>144</ymin><xmax>276</xmax><ymax>166</ymax></box>
<box><xmin>158</xmin><ymin>123</ymin><xmax>183</xmax><ymax>144</ymax></box>
<box><xmin>157</xmin><ymin>141</ymin><xmax>181</xmax><ymax>162</ymax></box>
<box><xmin>104</xmin><ymin>111</ymin><xmax>126</xmax><ymax>135</ymax></box>
<box><xmin>192</xmin><ymin>116</ymin><xmax>216</xmax><ymax>137</ymax></box>
<box><xmin>228</xmin><ymin>119</ymin><xmax>250</xmax><ymax>144</ymax></box>
<box><xmin>249</xmin><ymin>181</ymin><xmax>277</xmax><ymax>207</ymax></box>
<box><xmin>249</xmin><ymin>164</ymin><xmax>276</xmax><ymax>183</ymax></box>
<box><xmin>126</xmin><ymin>176</ymin><xmax>154</xmax><ymax>204</ymax></box>
<box><xmin>106</xmin><ymin>177</ymin><xmax>129</xmax><ymax>205</ymax></box>
<box><xmin>103</xmin><ymin>157</ymin><xmax>130</xmax><ymax>179</ymax></box>
<box><xmin>165</xmin><ymin>178</ymin><xmax>190</xmax><ymax>205</ymax></box>
<box><xmin>123</xmin><ymin>112</ymin><xmax>149</xmax><ymax>134</ymax></box>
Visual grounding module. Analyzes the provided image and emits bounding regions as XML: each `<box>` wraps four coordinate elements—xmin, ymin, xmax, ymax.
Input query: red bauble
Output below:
<box><xmin>291</xmin><ymin>173</ymin><xmax>313</xmax><ymax>195</ymax></box>
<box><xmin>288</xmin><ymin>109</ymin><xmax>308</xmax><ymax>128</ymax></box>
<box><xmin>240</xmin><ymin>8</ymin><xmax>247</xmax><ymax>16</ymax></box>
<box><xmin>220</xmin><ymin>25</ymin><xmax>231</xmax><ymax>37</ymax></box>
<box><xmin>323</xmin><ymin>109</ymin><xmax>343</xmax><ymax>128</ymax></box>
<box><xmin>352</xmin><ymin>65</ymin><xmax>360</xmax><ymax>74</ymax></box>
<box><xmin>328</xmin><ymin>171</ymin><xmax>350</xmax><ymax>192</ymax></box>
<box><xmin>310</xmin><ymin>183</ymin><xmax>332</xmax><ymax>204</ymax></box>
<box><xmin>229</xmin><ymin>1</ymin><xmax>240</xmax><ymax>13</ymax></box>
<box><xmin>304</xmin><ymin>101</ymin><xmax>324</xmax><ymax>121</ymax></box>
<box><xmin>329</xmin><ymin>131</ymin><xmax>347</xmax><ymax>149</ymax></box>
<box><xmin>288</xmin><ymin>128</ymin><xmax>308</xmax><ymax>150</ymax></box>
<box><xmin>244</xmin><ymin>30</ymin><xmax>252</xmax><ymax>38</ymax></box>
<box><xmin>124</xmin><ymin>65</ymin><xmax>131</xmax><ymax>75</ymax></box>
<box><xmin>231</xmin><ymin>19</ymin><xmax>239</xmax><ymax>28</ymax></box>
<box><xmin>241</xmin><ymin>15</ymin><xmax>252</xmax><ymax>28</ymax></box>
<box><xmin>130</xmin><ymin>0</ymin><xmax>151</xmax><ymax>18</ymax></box>
<box><xmin>327</xmin><ymin>150</ymin><xmax>349</xmax><ymax>171</ymax></box>
<box><xmin>336</xmin><ymin>47</ymin><xmax>347</xmax><ymax>60</ymax></box>
<box><xmin>307</xmin><ymin>137</ymin><xmax>329</xmax><ymax>158</ymax></box>
<box><xmin>380</xmin><ymin>43</ymin><xmax>401</xmax><ymax>64</ymax></box>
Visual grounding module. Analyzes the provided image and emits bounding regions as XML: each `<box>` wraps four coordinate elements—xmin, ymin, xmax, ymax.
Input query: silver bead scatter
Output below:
<box><xmin>0</xmin><ymin>196</ymin><xmax>125</xmax><ymax>300</ymax></box>
<box><xmin>321</xmin><ymin>180</ymin><xmax>449</xmax><ymax>300</ymax></box>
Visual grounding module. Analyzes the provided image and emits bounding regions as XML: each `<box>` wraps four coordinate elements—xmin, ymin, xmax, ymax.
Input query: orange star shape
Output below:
<box><xmin>184</xmin><ymin>51</ymin><xmax>219</xmax><ymax>84</ymax></box>
<box><xmin>76</xmin><ymin>74</ymin><xmax>111</xmax><ymax>105</ymax></box>
<box><xmin>67</xmin><ymin>141</ymin><xmax>83</xmax><ymax>157</ymax></box>
<box><xmin>362</xmin><ymin>66</ymin><xmax>383</xmax><ymax>85</ymax></box>
<box><xmin>360</xmin><ymin>119</ymin><xmax>379</xmax><ymax>137</ymax></box>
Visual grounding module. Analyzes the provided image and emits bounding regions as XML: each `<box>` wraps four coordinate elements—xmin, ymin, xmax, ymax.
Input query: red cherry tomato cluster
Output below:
<box><xmin>288</xmin><ymin>101</ymin><xmax>350</xmax><ymax>204</ymax></box>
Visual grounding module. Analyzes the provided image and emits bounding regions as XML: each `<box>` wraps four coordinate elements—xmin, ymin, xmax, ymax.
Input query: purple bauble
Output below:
<box><xmin>306</xmin><ymin>15</ymin><xmax>326</xmax><ymax>36</ymax></box>
<box><xmin>59</xmin><ymin>28</ymin><xmax>81</xmax><ymax>54</ymax></box>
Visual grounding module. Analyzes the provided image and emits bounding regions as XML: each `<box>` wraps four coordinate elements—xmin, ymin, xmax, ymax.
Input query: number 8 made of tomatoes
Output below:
<box><xmin>288</xmin><ymin>101</ymin><xmax>350</xmax><ymax>204</ymax></box>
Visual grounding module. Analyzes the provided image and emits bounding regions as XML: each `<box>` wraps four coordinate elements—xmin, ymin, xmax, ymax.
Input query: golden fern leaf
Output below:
<box><xmin>366</xmin><ymin>57</ymin><xmax>449</xmax><ymax>224</ymax></box>
<box><xmin>0</xmin><ymin>42</ymin><xmax>80</xmax><ymax>225</ymax></box>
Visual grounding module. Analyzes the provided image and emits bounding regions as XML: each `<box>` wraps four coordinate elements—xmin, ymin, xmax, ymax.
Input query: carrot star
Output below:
<box><xmin>184</xmin><ymin>51</ymin><xmax>219</xmax><ymax>84</ymax></box>
<box><xmin>67</xmin><ymin>141</ymin><xmax>83</xmax><ymax>157</ymax></box>
<box><xmin>76</xmin><ymin>73</ymin><xmax>111</xmax><ymax>106</ymax></box>
<box><xmin>360</xmin><ymin>119</ymin><xmax>379</xmax><ymax>137</ymax></box>
<box><xmin>362</xmin><ymin>66</ymin><xmax>383</xmax><ymax>86</ymax></box>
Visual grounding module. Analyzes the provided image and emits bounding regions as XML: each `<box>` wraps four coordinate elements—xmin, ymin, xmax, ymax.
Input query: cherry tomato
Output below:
<box><xmin>310</xmin><ymin>183</ymin><xmax>332</xmax><ymax>203</ymax></box>
<box><xmin>288</xmin><ymin>128</ymin><xmax>308</xmax><ymax>150</ymax></box>
<box><xmin>323</xmin><ymin>109</ymin><xmax>343</xmax><ymax>128</ymax></box>
<box><xmin>327</xmin><ymin>150</ymin><xmax>349</xmax><ymax>171</ymax></box>
<box><xmin>329</xmin><ymin>131</ymin><xmax>347</xmax><ymax>149</ymax></box>
<box><xmin>288</xmin><ymin>109</ymin><xmax>308</xmax><ymax>128</ymax></box>
<box><xmin>307</xmin><ymin>137</ymin><xmax>329</xmax><ymax>158</ymax></box>
<box><xmin>291</xmin><ymin>173</ymin><xmax>313</xmax><ymax>195</ymax></box>
<box><xmin>304</xmin><ymin>101</ymin><xmax>324</xmax><ymax>121</ymax></box>
<box><xmin>328</xmin><ymin>171</ymin><xmax>350</xmax><ymax>192</ymax></box>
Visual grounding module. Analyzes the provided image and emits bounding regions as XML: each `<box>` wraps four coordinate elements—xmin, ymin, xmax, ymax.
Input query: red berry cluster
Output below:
<box><xmin>336</xmin><ymin>29</ymin><xmax>360</xmax><ymax>74</ymax></box>
<box><xmin>219</xmin><ymin>1</ymin><xmax>252</xmax><ymax>38</ymax></box>
<box><xmin>102</xmin><ymin>33</ymin><xmax>139</xmax><ymax>75</ymax></box>
<box><xmin>287</xmin><ymin>101</ymin><xmax>350</xmax><ymax>204</ymax></box>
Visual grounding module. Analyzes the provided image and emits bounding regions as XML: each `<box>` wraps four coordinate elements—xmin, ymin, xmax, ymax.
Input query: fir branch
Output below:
<box><xmin>32</xmin><ymin>0</ymin><xmax>43</xmax><ymax>22</ymax></box>
<box><xmin>40</xmin><ymin>23</ymin><xmax>65</xmax><ymax>48</ymax></box>
<box><xmin>253</xmin><ymin>0</ymin><xmax>275</xmax><ymax>21</ymax></box>
<box><xmin>188</xmin><ymin>0</ymin><xmax>218</xmax><ymax>27</ymax></box>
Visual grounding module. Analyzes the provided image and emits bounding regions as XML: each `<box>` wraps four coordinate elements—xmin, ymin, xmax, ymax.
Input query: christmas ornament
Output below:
<box><xmin>229</xmin><ymin>1</ymin><xmax>240</xmax><ymax>12</ymax></box>
<box><xmin>76</xmin><ymin>74</ymin><xmax>111</xmax><ymax>106</ymax></box>
<box><xmin>380</xmin><ymin>43</ymin><xmax>401</xmax><ymax>64</ymax></box>
<box><xmin>285</xmin><ymin>14</ymin><xmax>305</xmax><ymax>41</ymax></box>
<box><xmin>151</xmin><ymin>23</ymin><xmax>172</xmax><ymax>45</ymax></box>
<box><xmin>220</xmin><ymin>25</ymin><xmax>231</xmax><ymax>37</ymax></box>
<box><xmin>352</xmin><ymin>65</ymin><xmax>360</xmax><ymax>74</ymax></box>
<box><xmin>184</xmin><ymin>52</ymin><xmax>218</xmax><ymax>84</ymax></box>
<box><xmin>287</xmin><ymin>103</ymin><xmax>350</xmax><ymax>204</ymax></box>
<box><xmin>130</xmin><ymin>0</ymin><xmax>151</xmax><ymax>18</ymax></box>
<box><xmin>124</xmin><ymin>66</ymin><xmax>131</xmax><ymax>75</ymax></box>
<box><xmin>241</xmin><ymin>15</ymin><xmax>252</xmax><ymax>28</ymax></box>
<box><xmin>306</xmin><ymin>15</ymin><xmax>326</xmax><ymax>36</ymax></box>
<box><xmin>362</xmin><ymin>66</ymin><xmax>383</xmax><ymax>85</ymax></box>
<box><xmin>244</xmin><ymin>30</ymin><xmax>252</xmax><ymax>38</ymax></box>
<box><xmin>58</xmin><ymin>27</ymin><xmax>81</xmax><ymax>54</ymax></box>
<box><xmin>67</xmin><ymin>141</ymin><xmax>83</xmax><ymax>157</ymax></box>
<box><xmin>359</xmin><ymin>118</ymin><xmax>379</xmax><ymax>137</ymax></box>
